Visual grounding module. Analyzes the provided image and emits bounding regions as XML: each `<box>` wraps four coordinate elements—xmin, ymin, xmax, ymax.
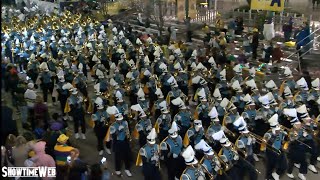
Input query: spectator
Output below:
<box><xmin>34</xmin><ymin>95</ymin><xmax>49</xmax><ymax>131</ymax></box>
<box><xmin>45</xmin><ymin>119</ymin><xmax>65</xmax><ymax>159</ymax></box>
<box><xmin>24</xmin><ymin>82</ymin><xmax>37</xmax><ymax>130</ymax></box>
<box><xmin>54</xmin><ymin>134</ymin><xmax>74</xmax><ymax>180</ymax></box>
<box><xmin>272</xmin><ymin>43</ymin><xmax>284</xmax><ymax>64</ymax></box>
<box><xmin>12</xmin><ymin>136</ymin><xmax>31</xmax><ymax>167</ymax></box>
<box><xmin>250</xmin><ymin>28</ymin><xmax>260</xmax><ymax>60</ymax></box>
<box><xmin>68</xmin><ymin>148</ymin><xmax>88</xmax><ymax>180</ymax></box>
<box><xmin>4</xmin><ymin>134</ymin><xmax>17</xmax><ymax>166</ymax></box>
<box><xmin>101</xmin><ymin>159</ymin><xmax>111</xmax><ymax>180</ymax></box>
<box><xmin>1</xmin><ymin>101</ymin><xmax>18</xmax><ymax>145</ymax></box>
<box><xmin>15</xmin><ymin>79</ymin><xmax>29</xmax><ymax>129</ymax></box>
<box><xmin>31</xmin><ymin>141</ymin><xmax>56</xmax><ymax>180</ymax></box>
<box><xmin>90</xmin><ymin>164</ymin><xmax>103</xmax><ymax>180</ymax></box>
<box><xmin>262</xmin><ymin>41</ymin><xmax>273</xmax><ymax>63</ymax></box>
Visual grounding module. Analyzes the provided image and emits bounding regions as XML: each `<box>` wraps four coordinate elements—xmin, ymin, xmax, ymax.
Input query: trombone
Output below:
<box><xmin>248</xmin><ymin>132</ymin><xmax>281</xmax><ymax>155</ymax></box>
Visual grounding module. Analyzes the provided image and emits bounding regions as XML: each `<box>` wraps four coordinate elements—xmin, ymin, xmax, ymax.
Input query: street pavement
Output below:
<box><xmin>4</xmin><ymin>75</ymin><xmax>320</xmax><ymax>180</ymax></box>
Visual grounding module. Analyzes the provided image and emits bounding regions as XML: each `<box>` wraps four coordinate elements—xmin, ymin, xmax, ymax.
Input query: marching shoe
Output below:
<box><xmin>115</xmin><ymin>171</ymin><xmax>122</xmax><ymax>176</ymax></box>
<box><xmin>253</xmin><ymin>154</ymin><xmax>259</xmax><ymax>162</ymax></box>
<box><xmin>75</xmin><ymin>133</ymin><xmax>80</xmax><ymax>139</ymax></box>
<box><xmin>286</xmin><ymin>173</ymin><xmax>294</xmax><ymax>179</ymax></box>
<box><xmin>308</xmin><ymin>164</ymin><xmax>318</xmax><ymax>173</ymax></box>
<box><xmin>271</xmin><ymin>172</ymin><xmax>280</xmax><ymax>180</ymax></box>
<box><xmin>98</xmin><ymin>150</ymin><xmax>103</xmax><ymax>156</ymax></box>
<box><xmin>294</xmin><ymin>163</ymin><xmax>301</xmax><ymax>168</ymax></box>
<box><xmin>124</xmin><ymin>170</ymin><xmax>132</xmax><ymax>177</ymax></box>
<box><xmin>81</xmin><ymin>133</ymin><xmax>86</xmax><ymax>140</ymax></box>
<box><xmin>105</xmin><ymin>148</ymin><xmax>111</xmax><ymax>155</ymax></box>
<box><xmin>298</xmin><ymin>173</ymin><xmax>306</xmax><ymax>180</ymax></box>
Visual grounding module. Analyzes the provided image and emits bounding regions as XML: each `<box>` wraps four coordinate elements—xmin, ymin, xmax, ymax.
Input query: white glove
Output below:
<box><xmin>214</xmin><ymin>165</ymin><xmax>220</xmax><ymax>172</ymax></box>
<box><xmin>234</xmin><ymin>154</ymin><xmax>239</xmax><ymax>161</ymax></box>
<box><xmin>118</xmin><ymin>125</ymin><xmax>124</xmax><ymax>131</ymax></box>
<box><xmin>151</xmin><ymin>155</ymin><xmax>159</xmax><ymax>161</ymax></box>
<box><xmin>247</xmin><ymin>137</ymin><xmax>252</xmax><ymax>145</ymax></box>
<box><xmin>173</xmin><ymin>153</ymin><xmax>178</xmax><ymax>158</ymax></box>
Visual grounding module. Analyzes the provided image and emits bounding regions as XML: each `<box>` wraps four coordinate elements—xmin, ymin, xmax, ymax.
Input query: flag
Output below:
<box><xmin>136</xmin><ymin>152</ymin><xmax>143</xmax><ymax>166</ymax></box>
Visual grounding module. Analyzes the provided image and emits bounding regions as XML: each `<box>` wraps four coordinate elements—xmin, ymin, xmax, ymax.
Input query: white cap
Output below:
<box><xmin>249</xmin><ymin>67</ymin><xmax>256</xmax><ymax>76</ymax></box>
<box><xmin>265</xmin><ymin>80</ymin><xmax>278</xmax><ymax>90</ymax></box>
<box><xmin>243</xmin><ymin>94</ymin><xmax>255</xmax><ymax>105</ymax></box>
<box><xmin>231</xmin><ymin>80</ymin><xmax>242</xmax><ymax>92</ymax></box>
<box><xmin>213</xmin><ymin>88</ymin><xmax>222</xmax><ymax>101</ymax></box>
<box><xmin>97</xmin><ymin>104</ymin><xmax>104</xmax><ymax>110</ymax></box>
<box><xmin>146</xmin><ymin>37</ymin><xmax>153</xmax><ymax>44</ymax></box>
<box><xmin>174</xmin><ymin>62</ymin><xmax>182</xmax><ymax>70</ymax></box>
<box><xmin>311</xmin><ymin>78</ymin><xmax>320</xmax><ymax>90</ymax></box>
<box><xmin>172</xmin><ymin>97</ymin><xmax>186</xmax><ymax>109</ymax></box>
<box><xmin>39</xmin><ymin>62</ymin><xmax>49</xmax><ymax>71</ymax></box>
<box><xmin>233</xmin><ymin>64</ymin><xmax>242</xmax><ymax>74</ymax></box>
<box><xmin>283</xmin><ymin>67</ymin><xmax>293</xmax><ymax>78</ymax></box>
<box><xmin>153</xmin><ymin>50</ymin><xmax>160</xmax><ymax>58</ymax></box>
<box><xmin>220</xmin><ymin>69</ymin><xmax>226</xmax><ymax>80</ymax></box>
<box><xmin>168</xmin><ymin>121</ymin><xmax>179</xmax><ymax>136</ymax></box>
<box><xmin>283</xmin><ymin>108</ymin><xmax>297</xmax><ymax>118</ymax></box>
<box><xmin>268</xmin><ymin>114</ymin><xmax>279</xmax><ymax>128</ymax></box>
<box><xmin>28</xmin><ymin>83</ymin><xmax>34</xmax><ymax>89</ymax></box>
<box><xmin>197</xmin><ymin>88</ymin><xmax>207</xmax><ymax>101</ymax></box>
<box><xmin>208</xmin><ymin>107</ymin><xmax>219</xmax><ymax>121</ymax></box>
<box><xmin>137</xmin><ymin>88</ymin><xmax>145</xmax><ymax>100</ymax></box>
<box><xmin>192</xmin><ymin>76</ymin><xmax>201</xmax><ymax>84</ymax></box>
<box><xmin>96</xmin><ymin>69</ymin><xmax>104</xmax><ymax>79</ymax></box>
<box><xmin>94</xmin><ymin>83</ymin><xmax>101</xmax><ymax>94</ymax></box>
<box><xmin>155</xmin><ymin>88</ymin><xmax>164</xmax><ymax>98</ymax></box>
<box><xmin>131</xmin><ymin>104</ymin><xmax>146</xmax><ymax>117</ymax></box>
<box><xmin>159</xmin><ymin>63</ymin><xmax>168</xmax><ymax>71</ymax></box>
<box><xmin>195</xmin><ymin>63</ymin><xmax>206</xmax><ymax>71</ymax></box>
<box><xmin>159</xmin><ymin>101</ymin><xmax>168</xmax><ymax>113</ymax></box>
<box><xmin>211</xmin><ymin>130</ymin><xmax>226</xmax><ymax>141</ymax></box>
<box><xmin>259</xmin><ymin>95</ymin><xmax>270</xmax><ymax>108</ymax></box>
<box><xmin>233</xmin><ymin>116</ymin><xmax>246</xmax><ymax>127</ymax></box>
<box><xmin>108</xmin><ymin>40</ymin><xmax>115</xmax><ymax>46</ymax></box>
<box><xmin>116</xmin><ymin>91</ymin><xmax>123</xmax><ymax>102</ymax></box>
<box><xmin>112</xmin><ymin>27</ymin><xmax>117</xmax><ymax>33</ymax></box>
<box><xmin>62</xmin><ymin>83</ymin><xmax>73</xmax><ymax>90</ymax></box>
<box><xmin>220</xmin><ymin>98</ymin><xmax>230</xmax><ymax>109</ymax></box>
<box><xmin>167</xmin><ymin>76</ymin><xmax>177</xmax><ymax>86</ymax></box>
<box><xmin>182</xmin><ymin>145</ymin><xmax>198</xmax><ymax>165</ymax></box>
<box><xmin>284</xmin><ymin>86</ymin><xmax>293</xmax><ymax>97</ymax></box>
<box><xmin>118</xmin><ymin>30</ymin><xmax>124</xmax><ymax>36</ymax></box>
<box><xmin>71</xmin><ymin>88</ymin><xmax>78</xmax><ymax>95</ymax></box>
<box><xmin>95</xmin><ymin>97</ymin><xmax>103</xmax><ymax>106</ymax></box>
<box><xmin>267</xmin><ymin>92</ymin><xmax>278</xmax><ymax>105</ymax></box>
<box><xmin>63</xmin><ymin>59</ymin><xmax>69</xmax><ymax>67</ymax></box>
<box><xmin>144</xmin><ymin>56</ymin><xmax>150</xmax><ymax>64</ymax></box>
<box><xmin>297</xmin><ymin>77</ymin><xmax>309</xmax><ymax>90</ymax></box>
<box><xmin>195</xmin><ymin>139</ymin><xmax>214</xmax><ymax>155</ymax></box>
<box><xmin>296</xmin><ymin>104</ymin><xmax>308</xmax><ymax>114</ymax></box>
<box><xmin>220</xmin><ymin>138</ymin><xmax>231</xmax><ymax>147</ymax></box>
<box><xmin>147</xmin><ymin>128</ymin><xmax>157</xmax><ymax>144</ymax></box>
<box><xmin>143</xmin><ymin>69</ymin><xmax>151</xmax><ymax>76</ymax></box>
<box><xmin>174</xmin><ymin>48</ymin><xmax>181</xmax><ymax>55</ymax></box>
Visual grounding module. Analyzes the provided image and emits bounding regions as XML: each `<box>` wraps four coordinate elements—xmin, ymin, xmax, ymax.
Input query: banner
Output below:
<box><xmin>189</xmin><ymin>0</ymin><xmax>197</xmax><ymax>19</ymax></box>
<box><xmin>177</xmin><ymin>0</ymin><xmax>185</xmax><ymax>21</ymax></box>
<box><xmin>251</xmin><ymin>0</ymin><xmax>285</xmax><ymax>12</ymax></box>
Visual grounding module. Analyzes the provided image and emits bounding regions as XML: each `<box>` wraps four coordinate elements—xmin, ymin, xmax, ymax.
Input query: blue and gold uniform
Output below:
<box><xmin>92</xmin><ymin>109</ymin><xmax>109</xmax><ymax>153</ymax></box>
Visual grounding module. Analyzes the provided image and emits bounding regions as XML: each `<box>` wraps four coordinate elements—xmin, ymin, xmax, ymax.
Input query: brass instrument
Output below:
<box><xmin>249</xmin><ymin>132</ymin><xmax>281</xmax><ymax>155</ymax></box>
<box><xmin>223</xmin><ymin>126</ymin><xmax>237</xmax><ymax>137</ymax></box>
<box><xmin>199</xmin><ymin>164</ymin><xmax>214</xmax><ymax>180</ymax></box>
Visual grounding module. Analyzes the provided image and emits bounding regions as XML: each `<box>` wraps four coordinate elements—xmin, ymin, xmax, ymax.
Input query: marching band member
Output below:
<box><xmin>195</xmin><ymin>88</ymin><xmax>210</xmax><ymax>129</ymax></box>
<box><xmin>242</xmin><ymin>94</ymin><xmax>257</xmax><ymax>131</ymax></box>
<box><xmin>230</xmin><ymin>80</ymin><xmax>245</xmax><ymax>113</ymax></box>
<box><xmin>115</xmin><ymin>91</ymin><xmax>129</xmax><ymax>120</ymax></box>
<box><xmin>172</xmin><ymin>97</ymin><xmax>192</xmax><ymax>137</ymax></box>
<box><xmin>206</xmin><ymin>107</ymin><xmax>223</xmax><ymax>147</ymax></box>
<box><xmin>160</xmin><ymin>122</ymin><xmax>185</xmax><ymax>180</ymax></box>
<box><xmin>280</xmin><ymin>67</ymin><xmax>296</xmax><ymax>93</ymax></box>
<box><xmin>296</xmin><ymin>105</ymin><xmax>319</xmax><ymax>174</ymax></box>
<box><xmin>216</xmin><ymin>69</ymin><xmax>229</xmax><ymax>99</ymax></box>
<box><xmin>286</xmin><ymin>114</ymin><xmax>309</xmax><ymax>180</ymax></box>
<box><xmin>263</xmin><ymin>114</ymin><xmax>288</xmax><ymax>180</ymax></box>
<box><xmin>136</xmin><ymin>128</ymin><xmax>161</xmax><ymax>180</ymax></box>
<box><xmin>230</xmin><ymin>64</ymin><xmax>243</xmax><ymax>85</ymax></box>
<box><xmin>91</xmin><ymin>100</ymin><xmax>109</xmax><ymax>156</ymax></box>
<box><xmin>155</xmin><ymin>101</ymin><xmax>172</xmax><ymax>141</ymax></box>
<box><xmin>184</xmin><ymin>119</ymin><xmax>205</xmax><ymax>148</ymax></box>
<box><xmin>245</xmin><ymin>79</ymin><xmax>261</xmax><ymax>107</ymax></box>
<box><xmin>195</xmin><ymin>139</ymin><xmax>222</xmax><ymax>180</ymax></box>
<box><xmin>153</xmin><ymin>88</ymin><xmax>165</xmax><ymax>120</ymax></box>
<box><xmin>233</xmin><ymin>117</ymin><xmax>258</xmax><ymax>180</ymax></box>
<box><xmin>295</xmin><ymin>77</ymin><xmax>309</xmax><ymax>105</ymax></box>
<box><xmin>65</xmin><ymin>88</ymin><xmax>86</xmax><ymax>139</ymax></box>
<box><xmin>265</xmin><ymin>80</ymin><xmax>280</xmax><ymax>102</ymax></box>
<box><xmin>137</xmin><ymin>87</ymin><xmax>149</xmax><ymax>114</ymax></box>
<box><xmin>174</xmin><ymin>62</ymin><xmax>189</xmax><ymax>100</ymax></box>
<box><xmin>167</xmin><ymin>76</ymin><xmax>186</xmax><ymax>118</ymax></box>
<box><xmin>223</xmin><ymin>101</ymin><xmax>240</xmax><ymax>134</ymax></box>
<box><xmin>159</xmin><ymin>63</ymin><xmax>171</xmax><ymax>97</ymax></box>
<box><xmin>106</xmin><ymin>107</ymin><xmax>132</xmax><ymax>177</ymax></box>
<box><xmin>280</xmin><ymin>86</ymin><xmax>296</xmax><ymax>111</ymax></box>
<box><xmin>24</xmin><ymin>82</ymin><xmax>37</xmax><ymax>130</ymax></box>
<box><xmin>132</xmin><ymin>104</ymin><xmax>152</xmax><ymax>147</ymax></box>
<box><xmin>180</xmin><ymin>145</ymin><xmax>206</xmax><ymax>180</ymax></box>
<box><xmin>39</xmin><ymin>62</ymin><xmax>52</xmax><ymax>104</ymax></box>
<box><xmin>308</xmin><ymin>78</ymin><xmax>320</xmax><ymax>116</ymax></box>
<box><xmin>255</xmin><ymin>94</ymin><xmax>274</xmax><ymax>137</ymax></box>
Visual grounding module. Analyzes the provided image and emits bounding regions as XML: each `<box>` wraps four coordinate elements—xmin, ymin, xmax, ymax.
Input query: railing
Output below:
<box><xmin>285</xmin><ymin>27</ymin><xmax>320</xmax><ymax>72</ymax></box>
